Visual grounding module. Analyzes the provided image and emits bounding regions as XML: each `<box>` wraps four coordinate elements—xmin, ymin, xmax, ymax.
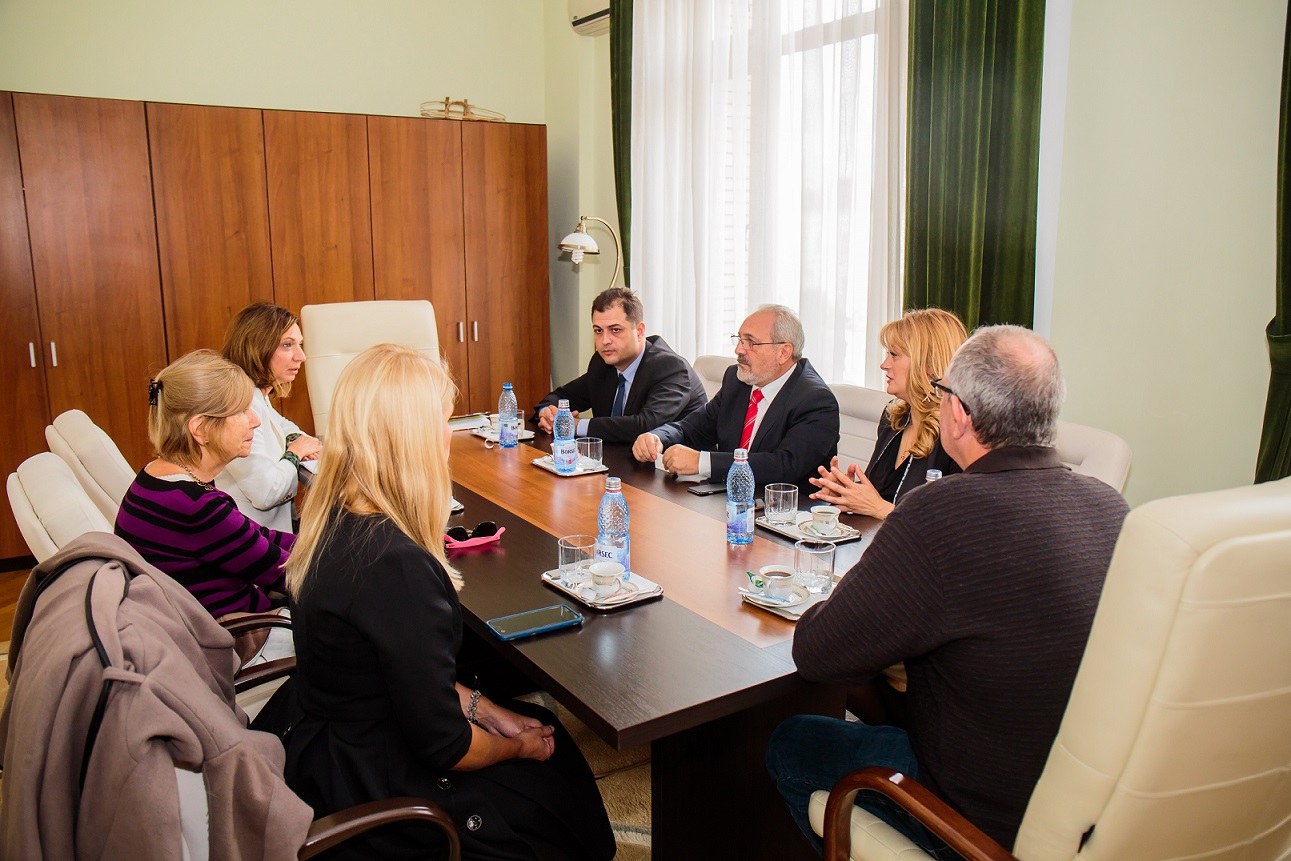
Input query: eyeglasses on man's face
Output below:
<box><xmin>730</xmin><ymin>334</ymin><xmax>788</xmax><ymax>350</ymax></box>
<box><xmin>930</xmin><ymin>378</ymin><xmax>972</xmax><ymax>415</ymax></box>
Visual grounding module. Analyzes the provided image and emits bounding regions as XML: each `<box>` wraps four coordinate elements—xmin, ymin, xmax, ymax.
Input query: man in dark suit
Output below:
<box><xmin>534</xmin><ymin>288</ymin><xmax>707</xmax><ymax>444</ymax></box>
<box><xmin>631</xmin><ymin>305</ymin><xmax>839</xmax><ymax>492</ymax></box>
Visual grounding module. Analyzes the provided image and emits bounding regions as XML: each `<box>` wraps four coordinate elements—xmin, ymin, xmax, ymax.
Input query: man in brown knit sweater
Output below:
<box><xmin>767</xmin><ymin>325</ymin><xmax>1129</xmax><ymax>856</ymax></box>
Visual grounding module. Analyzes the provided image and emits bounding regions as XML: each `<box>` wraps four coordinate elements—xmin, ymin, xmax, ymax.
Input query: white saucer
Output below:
<box><xmin>580</xmin><ymin>579</ymin><xmax>643</xmax><ymax>603</ymax></box>
<box><xmin>800</xmin><ymin>521</ymin><xmax>845</xmax><ymax>539</ymax></box>
<box><xmin>741</xmin><ymin>583</ymin><xmax>810</xmax><ymax>608</ymax></box>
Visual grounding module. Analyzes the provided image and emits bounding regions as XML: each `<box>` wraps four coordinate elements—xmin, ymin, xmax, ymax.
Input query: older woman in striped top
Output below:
<box><xmin>114</xmin><ymin>350</ymin><xmax>294</xmax><ymax>620</ymax></box>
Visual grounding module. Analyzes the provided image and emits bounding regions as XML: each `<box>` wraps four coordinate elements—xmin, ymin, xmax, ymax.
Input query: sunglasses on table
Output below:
<box><xmin>444</xmin><ymin>521</ymin><xmax>505</xmax><ymax>550</ymax></box>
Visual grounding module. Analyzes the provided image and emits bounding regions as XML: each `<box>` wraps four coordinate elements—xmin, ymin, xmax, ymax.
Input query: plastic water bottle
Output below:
<box><xmin>497</xmin><ymin>383</ymin><xmax>520</xmax><ymax>448</ymax></box>
<box><xmin>596</xmin><ymin>476</ymin><xmax>631</xmax><ymax>574</ymax></box>
<box><xmin>726</xmin><ymin>448</ymin><xmax>755</xmax><ymax>545</ymax></box>
<box><xmin>552</xmin><ymin>399</ymin><xmax>577</xmax><ymax>474</ymax></box>
<box><xmin>926</xmin><ymin>469</ymin><xmax>943</xmax><ymax>482</ymax></box>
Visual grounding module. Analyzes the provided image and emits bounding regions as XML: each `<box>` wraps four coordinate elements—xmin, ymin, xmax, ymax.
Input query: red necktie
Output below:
<box><xmin>739</xmin><ymin>389</ymin><xmax>763</xmax><ymax>450</ymax></box>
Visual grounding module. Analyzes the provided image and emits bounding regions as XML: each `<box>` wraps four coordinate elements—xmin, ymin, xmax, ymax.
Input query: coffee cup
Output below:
<box><xmin>756</xmin><ymin>565</ymin><xmax>795</xmax><ymax>600</ymax></box>
<box><xmin>589</xmin><ymin>561</ymin><xmax>625</xmax><ymax>598</ymax></box>
<box><xmin>810</xmin><ymin>505</ymin><xmax>841</xmax><ymax>535</ymax></box>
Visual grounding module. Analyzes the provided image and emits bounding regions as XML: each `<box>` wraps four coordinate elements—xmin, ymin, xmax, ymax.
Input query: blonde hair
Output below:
<box><xmin>881</xmin><ymin>308</ymin><xmax>968</xmax><ymax>459</ymax></box>
<box><xmin>222</xmin><ymin>302</ymin><xmax>300</xmax><ymax>398</ymax></box>
<box><xmin>286</xmin><ymin>344</ymin><xmax>460</xmax><ymax>596</ymax></box>
<box><xmin>149</xmin><ymin>350</ymin><xmax>255</xmax><ymax>468</ymax></box>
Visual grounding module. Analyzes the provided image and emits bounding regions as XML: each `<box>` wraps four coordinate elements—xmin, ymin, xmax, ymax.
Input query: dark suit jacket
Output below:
<box><xmin>534</xmin><ymin>335</ymin><xmax>708</xmax><ymax>443</ymax></box>
<box><xmin>653</xmin><ymin>358</ymin><xmax>839</xmax><ymax>492</ymax></box>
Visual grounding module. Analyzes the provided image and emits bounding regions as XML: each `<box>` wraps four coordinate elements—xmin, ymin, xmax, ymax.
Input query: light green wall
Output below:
<box><xmin>1049</xmin><ymin>0</ymin><xmax>1284</xmax><ymax>505</ymax></box>
<box><xmin>0</xmin><ymin>0</ymin><xmax>544</xmax><ymax>121</ymax></box>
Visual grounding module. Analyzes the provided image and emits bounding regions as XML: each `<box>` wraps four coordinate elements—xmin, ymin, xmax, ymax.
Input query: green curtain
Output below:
<box><xmin>903</xmin><ymin>0</ymin><xmax>1046</xmax><ymax>328</ymax></box>
<box><xmin>610</xmin><ymin>0</ymin><xmax>633</xmax><ymax>288</ymax></box>
<box><xmin>1255</xmin><ymin>1</ymin><xmax>1291</xmax><ymax>483</ymax></box>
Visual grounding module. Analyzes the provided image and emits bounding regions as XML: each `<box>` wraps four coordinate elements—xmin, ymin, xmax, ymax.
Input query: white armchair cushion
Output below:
<box><xmin>301</xmin><ymin>300</ymin><xmax>439</xmax><ymax>438</ymax></box>
<box><xmin>7</xmin><ymin>452</ymin><xmax>114</xmax><ymax>562</ymax></box>
<box><xmin>693</xmin><ymin>355</ymin><xmax>735</xmax><ymax>399</ymax></box>
<box><xmin>832</xmin><ymin>383</ymin><xmax>893</xmax><ymax>473</ymax></box>
<box><xmin>1053</xmin><ymin>420</ymin><xmax>1132</xmax><ymax>494</ymax></box>
<box><xmin>46</xmin><ymin>409</ymin><xmax>136</xmax><ymax>521</ymax></box>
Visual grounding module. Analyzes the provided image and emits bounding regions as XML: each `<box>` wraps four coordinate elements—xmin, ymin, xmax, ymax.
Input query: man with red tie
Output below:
<box><xmin>631</xmin><ymin>305</ymin><xmax>839</xmax><ymax>493</ymax></box>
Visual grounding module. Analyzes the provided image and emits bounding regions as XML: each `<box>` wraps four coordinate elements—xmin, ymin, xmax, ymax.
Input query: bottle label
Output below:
<box><xmin>499</xmin><ymin>415</ymin><xmax>519</xmax><ymax>447</ymax></box>
<box><xmin>726</xmin><ymin>502</ymin><xmax>754</xmax><ymax>544</ymax></box>
<box><xmin>553</xmin><ymin>438</ymin><xmax>578</xmax><ymax>473</ymax></box>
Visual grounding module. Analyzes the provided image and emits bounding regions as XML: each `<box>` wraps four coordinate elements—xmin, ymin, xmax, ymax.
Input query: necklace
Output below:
<box><xmin>179</xmin><ymin>463</ymin><xmax>216</xmax><ymax>492</ymax></box>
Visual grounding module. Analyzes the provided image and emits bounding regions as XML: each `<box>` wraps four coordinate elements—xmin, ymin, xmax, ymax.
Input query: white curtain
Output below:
<box><xmin>631</xmin><ymin>0</ymin><xmax>908</xmax><ymax>389</ymax></box>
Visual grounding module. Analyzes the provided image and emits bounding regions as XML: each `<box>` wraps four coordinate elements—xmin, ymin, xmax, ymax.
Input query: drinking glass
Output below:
<box><xmin>764</xmin><ymin>483</ymin><xmax>798</xmax><ymax>525</ymax></box>
<box><xmin>576</xmin><ymin>437</ymin><xmax>603</xmax><ymax>470</ymax></box>
<box><xmin>794</xmin><ymin>539</ymin><xmax>835</xmax><ymax>594</ymax></box>
<box><xmin>558</xmin><ymin>534</ymin><xmax>596</xmax><ymax>586</ymax></box>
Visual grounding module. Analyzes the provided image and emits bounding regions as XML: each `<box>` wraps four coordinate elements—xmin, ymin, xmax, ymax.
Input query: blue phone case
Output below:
<box><xmin>486</xmin><ymin>604</ymin><xmax>584</xmax><ymax>641</ymax></box>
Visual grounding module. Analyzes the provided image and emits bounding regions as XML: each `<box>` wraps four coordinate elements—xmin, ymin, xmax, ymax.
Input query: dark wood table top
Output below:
<box><xmin>447</xmin><ymin>432</ymin><xmax>880</xmax><ymax>749</ymax></box>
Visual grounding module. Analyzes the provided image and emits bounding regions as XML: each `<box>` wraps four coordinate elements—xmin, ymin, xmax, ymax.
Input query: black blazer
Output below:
<box><xmin>534</xmin><ymin>335</ymin><xmax>708</xmax><ymax>443</ymax></box>
<box><xmin>653</xmin><ymin>358</ymin><xmax>839</xmax><ymax>492</ymax></box>
<box><xmin>865</xmin><ymin>405</ymin><xmax>961</xmax><ymax>504</ymax></box>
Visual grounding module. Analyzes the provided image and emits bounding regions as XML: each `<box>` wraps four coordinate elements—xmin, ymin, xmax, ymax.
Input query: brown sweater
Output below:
<box><xmin>793</xmin><ymin>446</ymin><xmax>1129</xmax><ymax>849</ymax></box>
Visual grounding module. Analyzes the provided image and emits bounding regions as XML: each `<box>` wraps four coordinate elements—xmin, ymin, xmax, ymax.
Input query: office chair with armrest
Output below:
<box><xmin>301</xmin><ymin>300</ymin><xmax>440</xmax><ymax>438</ymax></box>
<box><xmin>45</xmin><ymin>408</ymin><xmax>136</xmax><ymax>521</ymax></box>
<box><xmin>694</xmin><ymin>354</ymin><xmax>736</xmax><ymax>399</ymax></box>
<box><xmin>0</xmin><ymin>533</ymin><xmax>460</xmax><ymax>861</ymax></box>
<box><xmin>6</xmin><ymin>451</ymin><xmax>114</xmax><ymax>562</ymax></box>
<box><xmin>831</xmin><ymin>383</ymin><xmax>894</xmax><ymax>473</ymax></box>
<box><xmin>810</xmin><ymin>475</ymin><xmax>1291</xmax><ymax>861</ymax></box>
<box><xmin>1053</xmin><ymin>420</ymin><xmax>1132</xmax><ymax>494</ymax></box>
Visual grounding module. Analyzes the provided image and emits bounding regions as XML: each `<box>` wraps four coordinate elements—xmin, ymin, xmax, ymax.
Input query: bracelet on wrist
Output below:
<box><xmin>285</xmin><ymin>432</ymin><xmax>303</xmax><ymax>445</ymax></box>
<box><xmin>467</xmin><ymin>689</ymin><xmax>482</xmax><ymax>726</ymax></box>
<box><xmin>282</xmin><ymin>450</ymin><xmax>301</xmax><ymax>468</ymax></box>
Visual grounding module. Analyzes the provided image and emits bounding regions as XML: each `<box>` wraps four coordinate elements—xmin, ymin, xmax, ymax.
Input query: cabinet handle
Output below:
<box><xmin>29</xmin><ymin>342</ymin><xmax>36</xmax><ymax>368</ymax></box>
<box><xmin>458</xmin><ymin>322</ymin><xmax>465</xmax><ymax>343</ymax></box>
<box><xmin>473</xmin><ymin>321</ymin><xmax>479</xmax><ymax>342</ymax></box>
<box><xmin>49</xmin><ymin>342</ymin><xmax>58</xmax><ymax>368</ymax></box>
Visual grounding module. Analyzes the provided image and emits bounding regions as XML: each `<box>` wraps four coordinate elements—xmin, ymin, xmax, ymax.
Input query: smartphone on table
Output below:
<box><xmin>486</xmin><ymin>604</ymin><xmax>583</xmax><ymax>641</ymax></box>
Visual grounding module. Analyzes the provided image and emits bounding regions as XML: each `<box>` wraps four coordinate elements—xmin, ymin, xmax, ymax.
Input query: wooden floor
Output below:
<box><xmin>0</xmin><ymin>560</ymin><xmax>29</xmax><ymax>648</ymax></box>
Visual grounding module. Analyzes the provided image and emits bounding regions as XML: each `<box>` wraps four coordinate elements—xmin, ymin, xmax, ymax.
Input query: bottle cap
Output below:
<box><xmin>734</xmin><ymin>448</ymin><xmax>749</xmax><ymax>460</ymax></box>
<box><xmin>503</xmin><ymin>382</ymin><xmax>513</xmax><ymax>389</ymax></box>
<box><xmin>926</xmin><ymin>469</ymin><xmax>943</xmax><ymax>482</ymax></box>
<box><xmin>605</xmin><ymin>476</ymin><xmax>621</xmax><ymax>491</ymax></box>
<box><xmin>558</xmin><ymin>399</ymin><xmax>570</xmax><ymax>409</ymax></box>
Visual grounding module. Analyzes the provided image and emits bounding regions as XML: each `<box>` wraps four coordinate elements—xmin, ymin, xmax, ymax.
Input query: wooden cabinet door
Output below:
<box><xmin>0</xmin><ymin>93</ymin><xmax>52</xmax><ymax>559</ymax></box>
<box><xmin>264</xmin><ymin>110</ymin><xmax>375</xmax><ymax>433</ymax></box>
<box><xmin>149</xmin><ymin>103</ymin><xmax>274</xmax><ymax>357</ymax></box>
<box><xmin>14</xmin><ymin>93</ymin><xmax>166</xmax><ymax>469</ymax></box>
<box><xmin>462</xmin><ymin>123</ymin><xmax>550</xmax><ymax>414</ymax></box>
<box><xmin>368</xmin><ymin>116</ymin><xmax>470</xmax><ymax>410</ymax></box>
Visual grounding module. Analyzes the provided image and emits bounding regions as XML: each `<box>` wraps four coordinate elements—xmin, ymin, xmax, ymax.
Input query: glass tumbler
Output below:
<box><xmin>794</xmin><ymin>539</ymin><xmax>835</xmax><ymax>594</ymax></box>
<box><xmin>576</xmin><ymin>437</ymin><xmax>603</xmax><ymax>470</ymax></box>
<box><xmin>764</xmin><ymin>483</ymin><xmax>798</xmax><ymax>525</ymax></box>
<box><xmin>558</xmin><ymin>534</ymin><xmax>596</xmax><ymax>586</ymax></box>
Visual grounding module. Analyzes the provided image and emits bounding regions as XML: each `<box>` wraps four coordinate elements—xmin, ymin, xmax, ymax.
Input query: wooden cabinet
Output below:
<box><xmin>462</xmin><ymin>123</ymin><xmax>550</xmax><ymax>414</ymax></box>
<box><xmin>0</xmin><ymin>94</ymin><xmax>549</xmax><ymax>559</ymax></box>
<box><xmin>0</xmin><ymin>93</ymin><xmax>52</xmax><ymax>559</ymax></box>
<box><xmin>14</xmin><ymin>93</ymin><xmax>167</xmax><ymax>470</ymax></box>
<box><xmin>264</xmin><ymin>110</ymin><xmax>376</xmax><ymax>430</ymax></box>
<box><xmin>148</xmin><ymin>103</ymin><xmax>275</xmax><ymax>358</ymax></box>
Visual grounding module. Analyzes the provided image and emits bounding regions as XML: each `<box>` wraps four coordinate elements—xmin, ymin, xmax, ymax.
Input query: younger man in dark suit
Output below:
<box><xmin>534</xmin><ymin>288</ymin><xmax>707</xmax><ymax>443</ymax></box>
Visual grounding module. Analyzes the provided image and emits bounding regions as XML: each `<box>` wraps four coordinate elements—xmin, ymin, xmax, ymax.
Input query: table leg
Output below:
<box><xmin>651</xmin><ymin>682</ymin><xmax>844</xmax><ymax>860</ymax></box>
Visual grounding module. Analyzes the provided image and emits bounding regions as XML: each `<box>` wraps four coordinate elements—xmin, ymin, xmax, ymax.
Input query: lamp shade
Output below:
<box><xmin>558</xmin><ymin>219</ymin><xmax>601</xmax><ymax>264</ymax></box>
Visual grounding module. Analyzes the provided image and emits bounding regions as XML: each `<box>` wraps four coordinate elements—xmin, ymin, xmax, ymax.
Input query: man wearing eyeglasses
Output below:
<box><xmin>534</xmin><ymin>287</ymin><xmax>708</xmax><ymax>444</ymax></box>
<box><xmin>767</xmin><ymin>325</ymin><xmax>1129</xmax><ymax>857</ymax></box>
<box><xmin>631</xmin><ymin>305</ymin><xmax>839</xmax><ymax>493</ymax></box>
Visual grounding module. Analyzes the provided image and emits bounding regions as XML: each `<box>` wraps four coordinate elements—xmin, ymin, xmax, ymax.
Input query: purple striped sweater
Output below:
<box><xmin>114</xmin><ymin>469</ymin><xmax>295</xmax><ymax>617</ymax></box>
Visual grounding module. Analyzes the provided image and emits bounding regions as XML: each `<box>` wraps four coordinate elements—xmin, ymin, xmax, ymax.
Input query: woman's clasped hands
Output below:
<box><xmin>809</xmin><ymin>456</ymin><xmax>896</xmax><ymax>521</ymax></box>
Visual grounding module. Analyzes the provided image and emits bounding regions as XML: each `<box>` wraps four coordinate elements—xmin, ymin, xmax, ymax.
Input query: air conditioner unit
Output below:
<box><xmin>569</xmin><ymin>0</ymin><xmax>610</xmax><ymax>36</ymax></box>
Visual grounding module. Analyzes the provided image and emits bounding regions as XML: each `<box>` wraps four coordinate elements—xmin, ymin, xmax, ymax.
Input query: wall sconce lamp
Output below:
<box><xmin>559</xmin><ymin>215</ymin><xmax>622</xmax><ymax>290</ymax></box>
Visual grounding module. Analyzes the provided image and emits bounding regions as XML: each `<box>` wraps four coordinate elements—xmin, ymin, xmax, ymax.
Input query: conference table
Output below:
<box><xmin>446</xmin><ymin>431</ymin><xmax>882</xmax><ymax>859</ymax></box>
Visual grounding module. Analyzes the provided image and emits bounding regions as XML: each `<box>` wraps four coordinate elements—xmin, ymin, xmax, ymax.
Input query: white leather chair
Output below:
<box><xmin>810</xmin><ymin>476</ymin><xmax>1291</xmax><ymax>861</ymax></box>
<box><xmin>1054</xmin><ymin>420</ymin><xmax>1132</xmax><ymax>494</ymax></box>
<box><xmin>45</xmin><ymin>409</ymin><xmax>136</xmax><ymax>521</ymax></box>
<box><xmin>300</xmin><ymin>300</ymin><xmax>440</xmax><ymax>438</ymax></box>
<box><xmin>832</xmin><ymin>384</ymin><xmax>893</xmax><ymax>472</ymax></box>
<box><xmin>6</xmin><ymin>452</ymin><xmax>114</xmax><ymax>562</ymax></box>
<box><xmin>694</xmin><ymin>354</ymin><xmax>735</xmax><ymax>399</ymax></box>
